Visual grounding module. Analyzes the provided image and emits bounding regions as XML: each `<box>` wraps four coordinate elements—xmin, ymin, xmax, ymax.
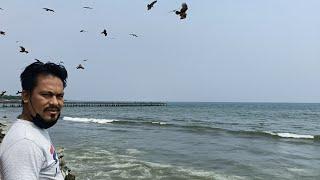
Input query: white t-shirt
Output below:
<box><xmin>0</xmin><ymin>119</ymin><xmax>63</xmax><ymax>180</ymax></box>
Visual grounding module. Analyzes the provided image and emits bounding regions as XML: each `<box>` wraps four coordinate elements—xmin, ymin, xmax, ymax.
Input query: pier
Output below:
<box><xmin>0</xmin><ymin>100</ymin><xmax>167</xmax><ymax>108</ymax></box>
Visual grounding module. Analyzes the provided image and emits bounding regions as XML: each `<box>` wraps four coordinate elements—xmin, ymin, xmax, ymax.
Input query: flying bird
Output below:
<box><xmin>147</xmin><ymin>1</ymin><xmax>157</xmax><ymax>10</ymax></box>
<box><xmin>83</xmin><ymin>6</ymin><xmax>93</xmax><ymax>9</ymax></box>
<box><xmin>43</xmin><ymin>8</ymin><xmax>55</xmax><ymax>12</ymax></box>
<box><xmin>0</xmin><ymin>31</ymin><xmax>5</xmax><ymax>35</ymax></box>
<box><xmin>80</xmin><ymin>30</ymin><xmax>87</xmax><ymax>33</ymax></box>
<box><xmin>175</xmin><ymin>3</ymin><xmax>188</xmax><ymax>19</ymax></box>
<box><xmin>19</xmin><ymin>46</ymin><xmax>29</xmax><ymax>54</ymax></box>
<box><xmin>101</xmin><ymin>29</ymin><xmax>107</xmax><ymax>36</ymax></box>
<box><xmin>129</xmin><ymin>33</ymin><xmax>138</xmax><ymax>37</ymax></box>
<box><xmin>35</xmin><ymin>59</ymin><xmax>42</xmax><ymax>62</ymax></box>
<box><xmin>16</xmin><ymin>91</ymin><xmax>22</xmax><ymax>95</ymax></box>
<box><xmin>83</xmin><ymin>59</ymin><xmax>88</xmax><ymax>62</ymax></box>
<box><xmin>0</xmin><ymin>91</ymin><xmax>6</xmax><ymax>97</ymax></box>
<box><xmin>76</xmin><ymin>64</ymin><xmax>84</xmax><ymax>69</ymax></box>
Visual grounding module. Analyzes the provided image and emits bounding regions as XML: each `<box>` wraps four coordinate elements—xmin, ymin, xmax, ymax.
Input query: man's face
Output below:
<box><xmin>25</xmin><ymin>74</ymin><xmax>64</xmax><ymax>123</ymax></box>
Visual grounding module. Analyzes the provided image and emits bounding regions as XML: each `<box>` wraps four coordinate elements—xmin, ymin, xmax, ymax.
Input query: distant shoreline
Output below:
<box><xmin>0</xmin><ymin>100</ymin><xmax>167</xmax><ymax>108</ymax></box>
<box><xmin>1</xmin><ymin>96</ymin><xmax>320</xmax><ymax>104</ymax></box>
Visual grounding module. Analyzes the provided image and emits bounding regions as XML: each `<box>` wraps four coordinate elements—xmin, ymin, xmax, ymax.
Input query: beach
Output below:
<box><xmin>1</xmin><ymin>103</ymin><xmax>320</xmax><ymax>179</ymax></box>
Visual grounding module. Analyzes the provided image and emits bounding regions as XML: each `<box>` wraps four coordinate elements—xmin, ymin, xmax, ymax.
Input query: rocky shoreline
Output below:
<box><xmin>0</xmin><ymin>118</ymin><xmax>9</xmax><ymax>144</ymax></box>
<box><xmin>0</xmin><ymin>123</ymin><xmax>5</xmax><ymax>143</ymax></box>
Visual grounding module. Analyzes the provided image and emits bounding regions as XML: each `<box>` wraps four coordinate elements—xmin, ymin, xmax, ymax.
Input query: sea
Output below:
<box><xmin>1</xmin><ymin>102</ymin><xmax>320</xmax><ymax>180</ymax></box>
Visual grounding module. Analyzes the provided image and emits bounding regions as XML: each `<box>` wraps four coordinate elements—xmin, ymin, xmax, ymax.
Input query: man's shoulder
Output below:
<box><xmin>0</xmin><ymin>120</ymin><xmax>51</xmax><ymax>153</ymax></box>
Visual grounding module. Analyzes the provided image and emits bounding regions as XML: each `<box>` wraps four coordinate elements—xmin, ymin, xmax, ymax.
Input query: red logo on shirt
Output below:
<box><xmin>50</xmin><ymin>145</ymin><xmax>58</xmax><ymax>163</ymax></box>
<box><xmin>50</xmin><ymin>145</ymin><xmax>55</xmax><ymax>154</ymax></box>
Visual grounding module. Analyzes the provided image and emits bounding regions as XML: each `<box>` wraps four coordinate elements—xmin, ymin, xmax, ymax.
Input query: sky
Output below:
<box><xmin>0</xmin><ymin>0</ymin><xmax>320</xmax><ymax>102</ymax></box>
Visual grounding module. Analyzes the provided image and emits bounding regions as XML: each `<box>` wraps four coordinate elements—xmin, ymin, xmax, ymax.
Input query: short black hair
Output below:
<box><xmin>20</xmin><ymin>61</ymin><xmax>68</xmax><ymax>91</ymax></box>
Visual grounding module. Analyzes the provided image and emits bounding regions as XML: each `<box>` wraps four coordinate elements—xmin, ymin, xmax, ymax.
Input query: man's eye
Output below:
<box><xmin>42</xmin><ymin>93</ymin><xmax>52</xmax><ymax>97</ymax></box>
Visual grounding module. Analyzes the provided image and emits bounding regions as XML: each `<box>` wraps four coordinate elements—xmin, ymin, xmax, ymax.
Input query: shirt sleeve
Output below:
<box><xmin>0</xmin><ymin>139</ymin><xmax>45</xmax><ymax>180</ymax></box>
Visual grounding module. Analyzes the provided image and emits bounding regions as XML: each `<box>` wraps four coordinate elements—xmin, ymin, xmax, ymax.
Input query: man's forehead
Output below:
<box><xmin>35</xmin><ymin>75</ymin><xmax>64</xmax><ymax>91</ymax></box>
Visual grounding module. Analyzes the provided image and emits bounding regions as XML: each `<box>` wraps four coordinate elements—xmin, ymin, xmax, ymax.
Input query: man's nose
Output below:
<box><xmin>50</xmin><ymin>95</ymin><xmax>59</xmax><ymax>106</ymax></box>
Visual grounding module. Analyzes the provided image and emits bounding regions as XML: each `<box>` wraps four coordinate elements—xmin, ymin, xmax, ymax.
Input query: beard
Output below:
<box><xmin>31</xmin><ymin>113</ymin><xmax>60</xmax><ymax>129</ymax></box>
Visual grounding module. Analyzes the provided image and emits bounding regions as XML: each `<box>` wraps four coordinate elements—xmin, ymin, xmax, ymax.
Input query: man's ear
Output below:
<box><xmin>22</xmin><ymin>90</ymin><xmax>30</xmax><ymax>104</ymax></box>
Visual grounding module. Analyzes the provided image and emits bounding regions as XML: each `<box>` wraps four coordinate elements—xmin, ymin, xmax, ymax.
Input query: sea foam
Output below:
<box><xmin>264</xmin><ymin>131</ymin><xmax>315</xmax><ymax>139</ymax></box>
<box><xmin>63</xmin><ymin>116</ymin><xmax>118</xmax><ymax>124</ymax></box>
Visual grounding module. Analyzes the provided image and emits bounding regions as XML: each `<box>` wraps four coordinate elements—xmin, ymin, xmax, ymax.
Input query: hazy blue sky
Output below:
<box><xmin>1</xmin><ymin>0</ymin><xmax>320</xmax><ymax>102</ymax></box>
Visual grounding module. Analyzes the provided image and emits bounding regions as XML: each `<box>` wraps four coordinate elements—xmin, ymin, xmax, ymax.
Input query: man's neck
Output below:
<box><xmin>19</xmin><ymin>110</ymin><xmax>33</xmax><ymax>121</ymax></box>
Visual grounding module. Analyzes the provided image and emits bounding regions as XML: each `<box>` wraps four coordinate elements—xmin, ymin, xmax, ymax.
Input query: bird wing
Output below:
<box><xmin>77</xmin><ymin>64</ymin><xmax>84</xmax><ymax>69</ymax></box>
<box><xmin>180</xmin><ymin>3</ymin><xmax>188</xmax><ymax>13</ymax></box>
<box><xmin>43</xmin><ymin>8</ymin><xmax>54</xmax><ymax>12</ymax></box>
<box><xmin>20</xmin><ymin>46</ymin><xmax>25</xmax><ymax>51</ymax></box>
<box><xmin>151</xmin><ymin>1</ymin><xmax>157</xmax><ymax>6</ymax></box>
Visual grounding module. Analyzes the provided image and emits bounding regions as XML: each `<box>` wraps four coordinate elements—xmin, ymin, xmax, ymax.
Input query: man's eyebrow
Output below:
<box><xmin>40</xmin><ymin>91</ymin><xmax>64</xmax><ymax>95</ymax></box>
<box><xmin>40</xmin><ymin>91</ymin><xmax>54</xmax><ymax>94</ymax></box>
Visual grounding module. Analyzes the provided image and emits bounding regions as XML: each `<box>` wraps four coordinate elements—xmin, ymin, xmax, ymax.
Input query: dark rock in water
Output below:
<box><xmin>65</xmin><ymin>172</ymin><xmax>76</xmax><ymax>180</ymax></box>
<box><xmin>0</xmin><ymin>129</ymin><xmax>5</xmax><ymax>143</ymax></box>
<box><xmin>57</xmin><ymin>147</ymin><xmax>76</xmax><ymax>179</ymax></box>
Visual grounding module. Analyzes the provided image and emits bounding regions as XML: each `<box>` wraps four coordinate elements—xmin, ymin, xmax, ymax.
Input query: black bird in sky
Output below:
<box><xmin>83</xmin><ymin>6</ymin><xmax>93</xmax><ymax>9</ymax></box>
<box><xmin>35</xmin><ymin>59</ymin><xmax>42</xmax><ymax>62</ymax></box>
<box><xmin>76</xmin><ymin>64</ymin><xmax>85</xmax><ymax>69</ymax></box>
<box><xmin>80</xmin><ymin>30</ymin><xmax>87</xmax><ymax>33</ymax></box>
<box><xmin>19</xmin><ymin>46</ymin><xmax>29</xmax><ymax>54</ymax></box>
<box><xmin>43</xmin><ymin>8</ymin><xmax>55</xmax><ymax>12</ymax></box>
<box><xmin>0</xmin><ymin>91</ymin><xmax>6</xmax><ymax>97</ymax></box>
<box><xmin>101</xmin><ymin>29</ymin><xmax>107</xmax><ymax>36</ymax></box>
<box><xmin>83</xmin><ymin>59</ymin><xmax>88</xmax><ymax>62</ymax></box>
<box><xmin>129</xmin><ymin>33</ymin><xmax>138</xmax><ymax>37</ymax></box>
<box><xmin>147</xmin><ymin>1</ymin><xmax>157</xmax><ymax>10</ymax></box>
<box><xmin>0</xmin><ymin>31</ymin><xmax>5</xmax><ymax>35</ymax></box>
<box><xmin>16</xmin><ymin>91</ymin><xmax>22</xmax><ymax>95</ymax></box>
<box><xmin>175</xmin><ymin>3</ymin><xmax>188</xmax><ymax>19</ymax></box>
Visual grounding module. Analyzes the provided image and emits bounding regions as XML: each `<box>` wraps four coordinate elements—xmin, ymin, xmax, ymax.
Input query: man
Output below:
<box><xmin>0</xmin><ymin>62</ymin><xmax>68</xmax><ymax>179</ymax></box>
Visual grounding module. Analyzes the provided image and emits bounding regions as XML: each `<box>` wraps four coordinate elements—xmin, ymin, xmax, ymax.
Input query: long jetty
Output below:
<box><xmin>0</xmin><ymin>100</ymin><xmax>167</xmax><ymax>108</ymax></box>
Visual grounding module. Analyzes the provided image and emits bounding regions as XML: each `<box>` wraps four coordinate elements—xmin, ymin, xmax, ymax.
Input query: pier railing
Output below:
<box><xmin>0</xmin><ymin>100</ymin><xmax>167</xmax><ymax>108</ymax></box>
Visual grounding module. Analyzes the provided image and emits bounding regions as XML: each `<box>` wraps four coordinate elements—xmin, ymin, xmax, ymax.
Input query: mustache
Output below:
<box><xmin>44</xmin><ymin>107</ymin><xmax>61</xmax><ymax>112</ymax></box>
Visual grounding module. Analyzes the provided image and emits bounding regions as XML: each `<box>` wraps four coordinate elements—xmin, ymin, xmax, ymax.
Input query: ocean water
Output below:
<box><xmin>1</xmin><ymin>102</ymin><xmax>320</xmax><ymax>179</ymax></box>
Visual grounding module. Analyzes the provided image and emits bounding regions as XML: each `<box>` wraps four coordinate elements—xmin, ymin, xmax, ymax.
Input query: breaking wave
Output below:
<box><xmin>62</xmin><ymin>116</ymin><xmax>319</xmax><ymax>140</ymax></box>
